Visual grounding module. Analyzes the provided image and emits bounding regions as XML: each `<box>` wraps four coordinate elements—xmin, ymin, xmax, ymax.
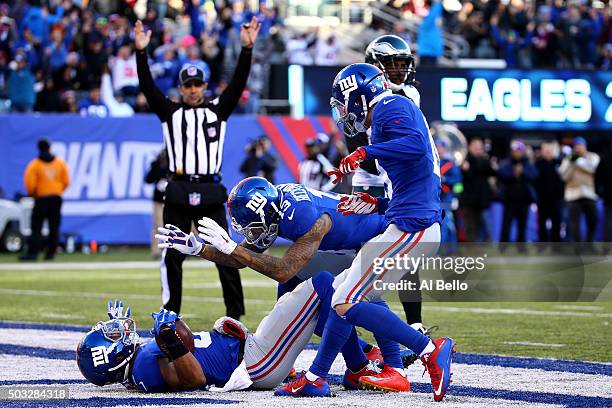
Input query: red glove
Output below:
<box><xmin>339</xmin><ymin>147</ymin><xmax>367</xmax><ymax>174</ymax></box>
<box><xmin>328</xmin><ymin>147</ymin><xmax>367</xmax><ymax>185</ymax></box>
<box><xmin>337</xmin><ymin>192</ymin><xmax>378</xmax><ymax>216</ymax></box>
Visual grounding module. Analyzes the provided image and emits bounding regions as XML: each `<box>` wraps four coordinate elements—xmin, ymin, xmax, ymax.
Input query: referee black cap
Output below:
<box><xmin>179</xmin><ymin>65</ymin><xmax>206</xmax><ymax>85</ymax></box>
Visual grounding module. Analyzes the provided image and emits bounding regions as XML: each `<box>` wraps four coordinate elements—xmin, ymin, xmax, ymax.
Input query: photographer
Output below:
<box><xmin>559</xmin><ymin>137</ymin><xmax>600</xmax><ymax>242</ymax></box>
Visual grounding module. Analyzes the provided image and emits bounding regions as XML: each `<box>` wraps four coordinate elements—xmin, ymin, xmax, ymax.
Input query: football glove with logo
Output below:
<box><xmin>213</xmin><ymin>316</ymin><xmax>249</xmax><ymax>341</ymax></box>
<box><xmin>197</xmin><ymin>217</ymin><xmax>237</xmax><ymax>255</ymax></box>
<box><xmin>155</xmin><ymin>224</ymin><xmax>203</xmax><ymax>255</ymax></box>
<box><xmin>107</xmin><ymin>299</ymin><xmax>130</xmax><ymax>320</ymax></box>
<box><xmin>337</xmin><ymin>192</ymin><xmax>378</xmax><ymax>216</ymax></box>
<box><xmin>151</xmin><ymin>308</ymin><xmax>180</xmax><ymax>336</ymax></box>
<box><xmin>329</xmin><ymin>147</ymin><xmax>367</xmax><ymax>184</ymax></box>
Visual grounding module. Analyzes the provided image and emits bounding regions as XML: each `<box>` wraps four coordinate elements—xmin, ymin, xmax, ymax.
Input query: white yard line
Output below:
<box><xmin>0</xmin><ymin>260</ymin><xmax>214</xmax><ymax>271</ymax></box>
<box><xmin>553</xmin><ymin>305</ymin><xmax>604</xmax><ymax>311</ymax></box>
<box><xmin>502</xmin><ymin>341</ymin><xmax>566</xmax><ymax>348</ymax></box>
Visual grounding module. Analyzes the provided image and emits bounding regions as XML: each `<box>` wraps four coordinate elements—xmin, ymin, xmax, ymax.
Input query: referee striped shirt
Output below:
<box><xmin>136</xmin><ymin>48</ymin><xmax>252</xmax><ymax>176</ymax></box>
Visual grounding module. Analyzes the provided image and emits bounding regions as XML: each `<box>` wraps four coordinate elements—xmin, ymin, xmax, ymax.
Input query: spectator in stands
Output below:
<box><xmin>8</xmin><ymin>53</ymin><xmax>35</xmax><ymax>112</ymax></box>
<box><xmin>20</xmin><ymin>138</ymin><xmax>70</xmax><ymax>261</ymax></box>
<box><xmin>530</xmin><ymin>20</ymin><xmax>557</xmax><ymax>67</ymax></box>
<box><xmin>490</xmin><ymin>14</ymin><xmax>534</xmax><ymax>68</ymax></box>
<box><xmin>133</xmin><ymin>92</ymin><xmax>149</xmax><ymax>113</ymax></box>
<box><xmin>498</xmin><ymin>140</ymin><xmax>538</xmax><ymax>243</ymax></box>
<box><xmin>257</xmin><ymin>135</ymin><xmax>278</xmax><ymax>183</ymax></box>
<box><xmin>35</xmin><ymin>77</ymin><xmax>62</xmax><ymax>112</ymax></box>
<box><xmin>60</xmin><ymin>90</ymin><xmax>78</xmax><ymax>113</ymax></box>
<box><xmin>55</xmin><ymin>51</ymin><xmax>84</xmax><ymax>91</ymax></box>
<box><xmin>559</xmin><ymin>137</ymin><xmax>600</xmax><ymax>243</ymax></box>
<box><xmin>111</xmin><ymin>44</ymin><xmax>139</xmax><ymax>98</ymax></box>
<box><xmin>315</xmin><ymin>34</ymin><xmax>339</xmax><ymax>66</ymax></box>
<box><xmin>299</xmin><ymin>138</ymin><xmax>335</xmax><ymax>192</ymax></box>
<box><xmin>417</xmin><ymin>0</ymin><xmax>444</xmax><ymax>66</ymax></box>
<box><xmin>286</xmin><ymin>31</ymin><xmax>316</xmax><ymax>65</ymax></box>
<box><xmin>535</xmin><ymin>142</ymin><xmax>564</xmax><ymax>243</ymax></box>
<box><xmin>150</xmin><ymin>45</ymin><xmax>180</xmax><ymax>95</ymax></box>
<box><xmin>101</xmin><ymin>70</ymin><xmax>133</xmax><ymax>117</ymax></box>
<box><xmin>43</xmin><ymin>24</ymin><xmax>67</xmax><ymax>75</ymax></box>
<box><xmin>460</xmin><ymin>138</ymin><xmax>497</xmax><ymax>242</ymax></box>
<box><xmin>78</xmin><ymin>83</ymin><xmax>109</xmax><ymax>117</ymax></box>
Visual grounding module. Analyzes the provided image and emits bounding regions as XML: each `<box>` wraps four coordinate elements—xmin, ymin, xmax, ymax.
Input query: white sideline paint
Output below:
<box><xmin>0</xmin><ymin>260</ymin><xmax>214</xmax><ymax>271</ymax></box>
<box><xmin>503</xmin><ymin>341</ymin><xmax>566</xmax><ymax>348</ymax></box>
<box><xmin>424</xmin><ymin>306</ymin><xmax>612</xmax><ymax>318</ymax></box>
<box><xmin>0</xmin><ymin>288</ymin><xmax>274</xmax><ymax>306</ymax></box>
<box><xmin>554</xmin><ymin>305</ymin><xmax>604</xmax><ymax>311</ymax></box>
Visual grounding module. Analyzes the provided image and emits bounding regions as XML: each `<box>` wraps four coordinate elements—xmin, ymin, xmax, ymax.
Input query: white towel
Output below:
<box><xmin>208</xmin><ymin>360</ymin><xmax>253</xmax><ymax>392</ymax></box>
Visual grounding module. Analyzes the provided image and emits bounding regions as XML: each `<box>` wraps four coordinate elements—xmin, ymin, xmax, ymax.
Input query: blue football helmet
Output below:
<box><xmin>228</xmin><ymin>177</ymin><xmax>282</xmax><ymax>249</ymax></box>
<box><xmin>76</xmin><ymin>318</ymin><xmax>139</xmax><ymax>386</ymax></box>
<box><xmin>330</xmin><ymin>63</ymin><xmax>391</xmax><ymax>137</ymax></box>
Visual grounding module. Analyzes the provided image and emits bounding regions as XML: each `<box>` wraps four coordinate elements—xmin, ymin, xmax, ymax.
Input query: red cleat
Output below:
<box><xmin>342</xmin><ymin>361</ymin><xmax>382</xmax><ymax>390</ymax></box>
<box><xmin>421</xmin><ymin>337</ymin><xmax>456</xmax><ymax>401</ymax></box>
<box><xmin>358</xmin><ymin>365</ymin><xmax>410</xmax><ymax>393</ymax></box>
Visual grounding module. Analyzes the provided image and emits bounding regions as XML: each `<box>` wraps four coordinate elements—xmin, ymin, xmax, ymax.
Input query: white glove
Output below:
<box><xmin>155</xmin><ymin>224</ymin><xmax>203</xmax><ymax>256</ymax></box>
<box><xmin>197</xmin><ymin>217</ymin><xmax>238</xmax><ymax>255</ymax></box>
<box><xmin>213</xmin><ymin>316</ymin><xmax>249</xmax><ymax>341</ymax></box>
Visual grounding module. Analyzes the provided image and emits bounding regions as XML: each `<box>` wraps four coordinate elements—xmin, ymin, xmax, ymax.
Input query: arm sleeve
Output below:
<box><xmin>216</xmin><ymin>47</ymin><xmax>253</xmax><ymax>120</ymax></box>
<box><xmin>136</xmin><ymin>49</ymin><xmax>172</xmax><ymax>120</ymax></box>
<box><xmin>100</xmin><ymin>73</ymin><xmax>121</xmax><ymax>115</ymax></box>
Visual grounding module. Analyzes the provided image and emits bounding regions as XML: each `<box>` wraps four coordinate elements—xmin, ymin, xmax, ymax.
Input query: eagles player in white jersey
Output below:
<box><xmin>342</xmin><ymin>34</ymin><xmax>429</xmax><ymax>335</ymax></box>
<box><xmin>347</xmin><ymin>34</ymin><xmax>421</xmax><ymax>198</ymax></box>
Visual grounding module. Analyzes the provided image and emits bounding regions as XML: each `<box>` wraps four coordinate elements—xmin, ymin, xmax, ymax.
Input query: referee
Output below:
<box><xmin>134</xmin><ymin>18</ymin><xmax>261</xmax><ymax>318</ymax></box>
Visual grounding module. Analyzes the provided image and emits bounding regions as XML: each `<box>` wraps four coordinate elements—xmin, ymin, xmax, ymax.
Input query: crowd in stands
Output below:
<box><xmin>383</xmin><ymin>0</ymin><xmax>611</xmax><ymax>68</ymax></box>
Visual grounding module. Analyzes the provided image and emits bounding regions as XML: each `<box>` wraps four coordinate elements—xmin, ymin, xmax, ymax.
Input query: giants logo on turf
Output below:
<box><xmin>338</xmin><ymin>74</ymin><xmax>358</xmax><ymax>100</ymax></box>
<box><xmin>246</xmin><ymin>192</ymin><xmax>267</xmax><ymax>216</ymax></box>
<box><xmin>91</xmin><ymin>345</ymin><xmax>111</xmax><ymax>367</ymax></box>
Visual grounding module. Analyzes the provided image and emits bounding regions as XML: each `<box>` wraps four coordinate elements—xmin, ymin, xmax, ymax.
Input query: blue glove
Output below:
<box><xmin>150</xmin><ymin>307</ymin><xmax>179</xmax><ymax>336</ymax></box>
<box><xmin>107</xmin><ymin>299</ymin><xmax>130</xmax><ymax>320</ymax></box>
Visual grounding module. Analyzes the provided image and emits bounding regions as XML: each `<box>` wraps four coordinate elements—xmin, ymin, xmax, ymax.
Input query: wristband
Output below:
<box><xmin>157</xmin><ymin>327</ymin><xmax>189</xmax><ymax>361</ymax></box>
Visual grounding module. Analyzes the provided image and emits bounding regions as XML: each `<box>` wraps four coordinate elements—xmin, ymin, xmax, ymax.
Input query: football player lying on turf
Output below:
<box><xmin>77</xmin><ymin>273</ymin><xmax>383</xmax><ymax>393</ymax></box>
<box><xmin>156</xmin><ymin>177</ymin><xmax>419</xmax><ymax>391</ymax></box>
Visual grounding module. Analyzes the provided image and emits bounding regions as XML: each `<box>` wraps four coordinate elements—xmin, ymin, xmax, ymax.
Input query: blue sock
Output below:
<box><xmin>311</xmin><ymin>272</ymin><xmax>334</xmax><ymax>337</ymax></box>
<box><xmin>310</xmin><ymin>309</ymin><xmax>352</xmax><ymax>378</ymax></box>
<box><xmin>371</xmin><ymin>301</ymin><xmax>403</xmax><ymax>368</ymax></box>
<box><xmin>341</xmin><ymin>328</ymin><xmax>368</xmax><ymax>372</ymax></box>
<box><xmin>344</xmin><ymin>302</ymin><xmax>430</xmax><ymax>355</ymax></box>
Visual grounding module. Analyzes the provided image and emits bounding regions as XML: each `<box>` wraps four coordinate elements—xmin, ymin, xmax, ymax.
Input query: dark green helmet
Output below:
<box><xmin>365</xmin><ymin>35</ymin><xmax>416</xmax><ymax>89</ymax></box>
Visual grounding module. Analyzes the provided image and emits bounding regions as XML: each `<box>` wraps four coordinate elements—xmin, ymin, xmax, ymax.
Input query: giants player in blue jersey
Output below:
<box><xmin>154</xmin><ymin>177</ymin><xmax>413</xmax><ymax>393</ymax></box>
<box><xmin>277</xmin><ymin>63</ymin><xmax>455</xmax><ymax>401</ymax></box>
<box><xmin>78</xmin><ymin>271</ymin><xmax>378</xmax><ymax>394</ymax></box>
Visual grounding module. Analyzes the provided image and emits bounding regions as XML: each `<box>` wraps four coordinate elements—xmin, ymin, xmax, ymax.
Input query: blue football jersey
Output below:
<box><xmin>130</xmin><ymin>339</ymin><xmax>170</xmax><ymax>393</ymax></box>
<box><xmin>192</xmin><ymin>331</ymin><xmax>242</xmax><ymax>387</ymax></box>
<box><xmin>276</xmin><ymin>184</ymin><xmax>387</xmax><ymax>250</ymax></box>
<box><xmin>130</xmin><ymin>331</ymin><xmax>241</xmax><ymax>392</ymax></box>
<box><xmin>363</xmin><ymin>94</ymin><xmax>442</xmax><ymax>232</ymax></box>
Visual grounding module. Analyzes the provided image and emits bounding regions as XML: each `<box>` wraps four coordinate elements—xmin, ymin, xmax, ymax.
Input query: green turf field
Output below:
<box><xmin>0</xmin><ymin>248</ymin><xmax>610</xmax><ymax>363</ymax></box>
